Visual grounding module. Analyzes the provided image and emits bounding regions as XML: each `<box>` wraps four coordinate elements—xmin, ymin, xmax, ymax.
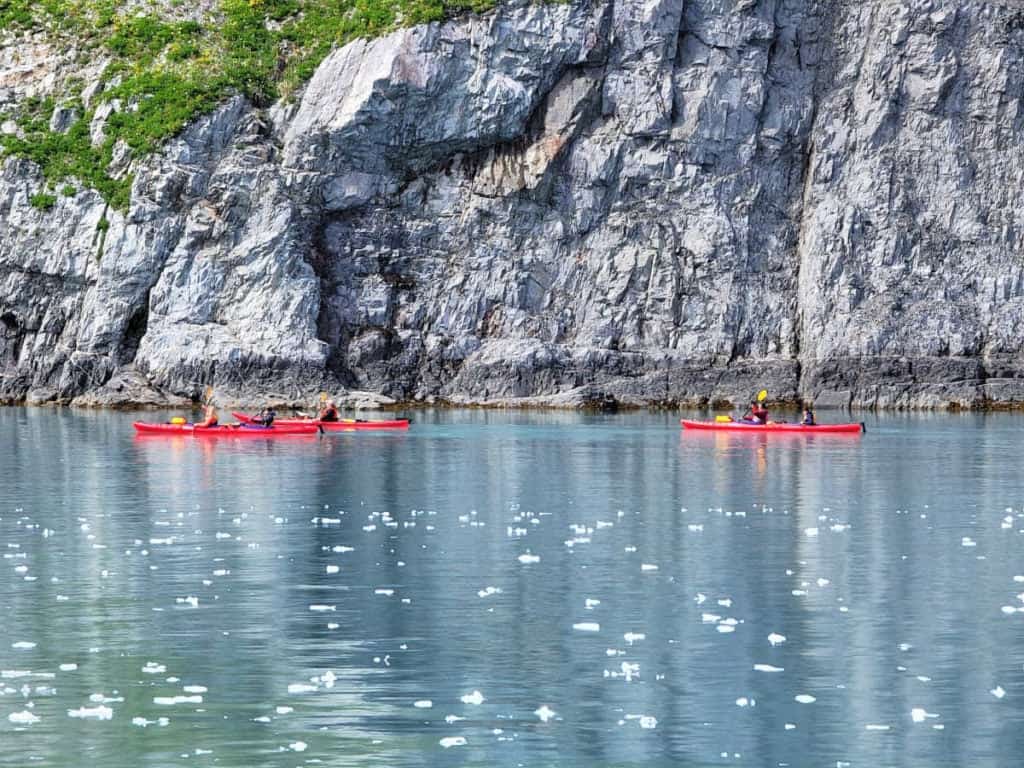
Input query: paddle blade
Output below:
<box><xmin>757</xmin><ymin>389</ymin><xmax>768</xmax><ymax>402</ymax></box>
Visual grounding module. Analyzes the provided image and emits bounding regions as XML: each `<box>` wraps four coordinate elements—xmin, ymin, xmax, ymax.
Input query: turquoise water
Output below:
<box><xmin>1</xmin><ymin>407</ymin><xmax>1023</xmax><ymax>767</ymax></box>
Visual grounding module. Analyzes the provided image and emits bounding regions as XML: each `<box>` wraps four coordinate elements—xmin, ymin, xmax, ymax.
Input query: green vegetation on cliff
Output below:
<box><xmin>0</xmin><ymin>0</ymin><xmax>498</xmax><ymax>209</ymax></box>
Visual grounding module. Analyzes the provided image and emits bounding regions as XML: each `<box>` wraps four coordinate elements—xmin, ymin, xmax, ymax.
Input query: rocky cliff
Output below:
<box><xmin>2</xmin><ymin>0</ymin><xmax>1024</xmax><ymax>410</ymax></box>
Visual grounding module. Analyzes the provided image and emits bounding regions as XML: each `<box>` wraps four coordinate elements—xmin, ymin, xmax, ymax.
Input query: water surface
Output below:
<box><xmin>1</xmin><ymin>408</ymin><xmax>1023</xmax><ymax>766</ymax></box>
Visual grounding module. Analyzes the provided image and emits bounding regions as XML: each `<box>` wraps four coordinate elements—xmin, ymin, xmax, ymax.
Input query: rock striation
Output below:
<box><xmin>2</xmin><ymin>0</ymin><xmax>1024</xmax><ymax>409</ymax></box>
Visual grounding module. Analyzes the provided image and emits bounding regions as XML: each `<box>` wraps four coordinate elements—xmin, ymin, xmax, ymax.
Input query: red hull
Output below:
<box><xmin>681</xmin><ymin>419</ymin><xmax>864</xmax><ymax>434</ymax></box>
<box><xmin>133</xmin><ymin>422</ymin><xmax>319</xmax><ymax>436</ymax></box>
<box><xmin>231</xmin><ymin>412</ymin><xmax>409</xmax><ymax>430</ymax></box>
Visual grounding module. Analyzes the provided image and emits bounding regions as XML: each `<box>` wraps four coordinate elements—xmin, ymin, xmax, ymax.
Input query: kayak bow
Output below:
<box><xmin>681</xmin><ymin>419</ymin><xmax>864</xmax><ymax>434</ymax></box>
<box><xmin>231</xmin><ymin>412</ymin><xmax>410</xmax><ymax>430</ymax></box>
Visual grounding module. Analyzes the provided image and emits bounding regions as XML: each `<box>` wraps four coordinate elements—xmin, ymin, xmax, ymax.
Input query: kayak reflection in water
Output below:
<box><xmin>801</xmin><ymin>407</ymin><xmax>816</xmax><ymax>426</ymax></box>
<box><xmin>197</xmin><ymin>404</ymin><xmax>218</xmax><ymax>428</ymax></box>
<box><xmin>318</xmin><ymin>400</ymin><xmax>340</xmax><ymax>422</ymax></box>
<box><xmin>742</xmin><ymin>401</ymin><xmax>769</xmax><ymax>425</ymax></box>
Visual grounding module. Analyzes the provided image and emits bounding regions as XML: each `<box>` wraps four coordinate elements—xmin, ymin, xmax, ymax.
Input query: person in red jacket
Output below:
<box><xmin>744</xmin><ymin>401</ymin><xmax>769</xmax><ymax>424</ymax></box>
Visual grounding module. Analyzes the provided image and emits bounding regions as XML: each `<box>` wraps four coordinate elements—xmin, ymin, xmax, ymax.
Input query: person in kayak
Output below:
<box><xmin>743</xmin><ymin>401</ymin><xmax>769</xmax><ymax>424</ymax></box>
<box><xmin>252</xmin><ymin>407</ymin><xmax>276</xmax><ymax>427</ymax></box>
<box><xmin>318</xmin><ymin>400</ymin><xmax>340</xmax><ymax>422</ymax></box>
<box><xmin>801</xmin><ymin>407</ymin><xmax>816</xmax><ymax>426</ymax></box>
<box><xmin>197</xmin><ymin>404</ymin><xmax>218</xmax><ymax>428</ymax></box>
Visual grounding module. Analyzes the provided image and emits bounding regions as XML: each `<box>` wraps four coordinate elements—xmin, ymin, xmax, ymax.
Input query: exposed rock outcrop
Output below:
<box><xmin>2</xmin><ymin>0</ymin><xmax>1024</xmax><ymax>410</ymax></box>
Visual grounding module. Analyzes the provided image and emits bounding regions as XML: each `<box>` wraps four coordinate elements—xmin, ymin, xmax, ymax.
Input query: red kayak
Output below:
<box><xmin>231</xmin><ymin>412</ymin><xmax>410</xmax><ymax>430</ymax></box>
<box><xmin>681</xmin><ymin>419</ymin><xmax>864</xmax><ymax>434</ymax></box>
<box><xmin>133</xmin><ymin>422</ymin><xmax>320</xmax><ymax>436</ymax></box>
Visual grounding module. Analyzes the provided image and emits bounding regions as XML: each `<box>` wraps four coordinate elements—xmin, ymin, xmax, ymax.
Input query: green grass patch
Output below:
<box><xmin>29</xmin><ymin>191</ymin><xmax>57</xmax><ymax>210</ymax></box>
<box><xmin>0</xmin><ymin>0</ymin><xmax>503</xmax><ymax>209</ymax></box>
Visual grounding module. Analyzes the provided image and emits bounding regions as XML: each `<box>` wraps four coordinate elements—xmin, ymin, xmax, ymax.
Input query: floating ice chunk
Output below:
<box><xmin>153</xmin><ymin>695</ymin><xmax>202</xmax><ymax>706</ymax></box>
<box><xmin>911</xmin><ymin>708</ymin><xmax>939</xmax><ymax>722</ymax></box>
<box><xmin>289</xmin><ymin>742</ymin><xmax>307</xmax><ymax>752</ymax></box>
<box><xmin>440</xmin><ymin>736</ymin><xmax>466</xmax><ymax>748</ymax></box>
<box><xmin>573</xmin><ymin>622</ymin><xmax>600</xmax><ymax>632</ymax></box>
<box><xmin>639</xmin><ymin>715</ymin><xmax>657</xmax><ymax>729</ymax></box>
<box><xmin>2</xmin><ymin>670</ymin><xmax>32</xmax><ymax>679</ymax></box>
<box><xmin>865</xmin><ymin>724</ymin><xmax>891</xmax><ymax>731</ymax></box>
<box><xmin>414</xmin><ymin>700</ymin><xmax>433</xmax><ymax>709</ymax></box>
<box><xmin>326</xmin><ymin>565</ymin><xmax>340</xmax><ymax>574</ymax></box>
<box><xmin>701</xmin><ymin>613</ymin><xmax>721</xmax><ymax>624</ymax></box>
<box><xmin>309</xmin><ymin>605</ymin><xmax>336</xmax><ymax>612</ymax></box>
<box><xmin>961</xmin><ymin>537</ymin><xmax>976</xmax><ymax>547</ymax></box>
<box><xmin>795</xmin><ymin>695</ymin><xmax>816</xmax><ymax>704</ymax></box>
<box><xmin>59</xmin><ymin>663</ymin><xmax>77</xmax><ymax>672</ymax></box>
<box><xmin>478</xmin><ymin>587</ymin><xmax>501</xmax><ymax>598</ymax></box>
<box><xmin>784</xmin><ymin>723</ymin><xmax>796</xmax><ymax>730</ymax></box>
<box><xmin>374</xmin><ymin>589</ymin><xmax>395</xmax><ymax>597</ymax></box>
<box><xmin>534</xmin><ymin>705</ymin><xmax>556</xmax><ymax>722</ymax></box>
<box><xmin>460</xmin><ymin>690</ymin><xmax>485</xmax><ymax>705</ymax></box>
<box><xmin>332</xmin><ymin>546</ymin><xmax>355</xmax><ymax>553</ymax></box>
<box><xmin>1015</xmin><ymin>575</ymin><xmax>1024</xmax><ymax>583</ymax></box>
<box><xmin>276</xmin><ymin>706</ymin><xmax>293</xmax><ymax>714</ymax></box>
<box><xmin>991</xmin><ymin>686</ymin><xmax>1006</xmax><ymax>699</ymax></box>
<box><xmin>792</xmin><ymin>589</ymin><xmax>808</xmax><ymax>596</ymax></box>
<box><xmin>768</xmin><ymin>633</ymin><xmax>786</xmax><ymax>646</ymax></box>
<box><xmin>183</xmin><ymin>685</ymin><xmax>207</xmax><ymax>694</ymax></box>
<box><xmin>816</xmin><ymin>578</ymin><xmax>830</xmax><ymax>587</ymax></box>
<box><xmin>735</xmin><ymin>697</ymin><xmax>753</xmax><ymax>707</ymax></box>
<box><xmin>804</xmin><ymin>528</ymin><xmax>819</xmax><ymax>537</ymax></box>
<box><xmin>687</xmin><ymin>524</ymin><xmax>703</xmax><ymax>532</ymax></box>
<box><xmin>175</xmin><ymin>596</ymin><xmax>199</xmax><ymax>608</ymax></box>
<box><xmin>584</xmin><ymin>598</ymin><xmax>601</xmax><ymax>609</ymax></box>
<box><xmin>288</xmin><ymin>683</ymin><xmax>317</xmax><ymax>694</ymax></box>
<box><xmin>716</xmin><ymin>625</ymin><xmax>736</xmax><ymax>634</ymax></box>
<box><xmin>624</xmin><ymin>632</ymin><xmax>645</xmax><ymax>644</ymax></box>
<box><xmin>444</xmin><ymin>714</ymin><xmax>465</xmax><ymax>724</ymax></box>
<box><xmin>8</xmin><ymin>710</ymin><xmax>39</xmax><ymax>724</ymax></box>
<box><xmin>68</xmin><ymin>705</ymin><xmax>112</xmax><ymax>720</ymax></box>
<box><xmin>717</xmin><ymin>598</ymin><xmax>732</xmax><ymax>607</ymax></box>
<box><xmin>1001</xmin><ymin>606</ymin><xmax>1018</xmax><ymax>615</ymax></box>
<box><xmin>11</xmin><ymin>642</ymin><xmax>36</xmax><ymax>650</ymax></box>
<box><xmin>142</xmin><ymin>662</ymin><xmax>166</xmax><ymax>674</ymax></box>
<box><xmin>518</xmin><ymin>553</ymin><xmax>540</xmax><ymax>564</ymax></box>
<box><xmin>641</xmin><ymin>563</ymin><xmax>658</xmax><ymax>572</ymax></box>
<box><xmin>754</xmin><ymin>664</ymin><xmax>784</xmax><ymax>673</ymax></box>
<box><xmin>695</xmin><ymin>593</ymin><xmax>707</xmax><ymax>604</ymax></box>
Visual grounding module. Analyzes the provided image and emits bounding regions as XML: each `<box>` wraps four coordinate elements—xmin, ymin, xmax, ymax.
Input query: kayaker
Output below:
<box><xmin>197</xmin><ymin>404</ymin><xmax>218</xmax><ymax>428</ymax></box>
<box><xmin>318</xmin><ymin>400</ymin><xmax>340</xmax><ymax>422</ymax></box>
<box><xmin>744</xmin><ymin>401</ymin><xmax>769</xmax><ymax>424</ymax></box>
<box><xmin>253</xmin><ymin>407</ymin><xmax>276</xmax><ymax>427</ymax></box>
<box><xmin>801</xmin><ymin>407</ymin><xmax>816</xmax><ymax>426</ymax></box>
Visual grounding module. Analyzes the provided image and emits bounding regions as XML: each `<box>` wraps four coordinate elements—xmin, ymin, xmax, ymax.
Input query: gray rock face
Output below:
<box><xmin>2</xmin><ymin>0</ymin><xmax>1024</xmax><ymax>410</ymax></box>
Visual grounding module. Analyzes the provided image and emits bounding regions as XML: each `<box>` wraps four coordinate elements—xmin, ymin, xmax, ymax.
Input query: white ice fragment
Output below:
<box><xmin>735</xmin><ymin>697</ymin><xmax>752</xmax><ymax>707</ymax></box>
<box><xmin>795</xmin><ymin>695</ymin><xmax>816</xmax><ymax>704</ymax></box>
<box><xmin>1001</xmin><ymin>606</ymin><xmax>1017</xmax><ymax>615</ymax></box>
<box><xmin>59</xmin><ymin>663</ymin><xmax>77</xmax><ymax>672</ymax></box>
<box><xmin>414</xmin><ymin>700</ymin><xmax>433</xmax><ymax>709</ymax></box>
<box><xmin>641</xmin><ymin>563</ymin><xmax>658</xmax><ymax>572</ymax></box>
<box><xmin>309</xmin><ymin>604</ymin><xmax>336</xmax><ymax>612</ymax></box>
<box><xmin>440</xmin><ymin>736</ymin><xmax>466</xmax><ymax>748</ymax></box>
<box><xmin>8</xmin><ymin>710</ymin><xmax>40</xmax><ymax>724</ymax></box>
<box><xmin>326</xmin><ymin>565</ymin><xmax>340</xmax><ymax>574</ymax></box>
<box><xmin>153</xmin><ymin>695</ymin><xmax>202</xmax><ymax>705</ymax></box>
<box><xmin>911</xmin><ymin>708</ymin><xmax>939</xmax><ymax>722</ymax></box>
<box><xmin>584</xmin><ymin>598</ymin><xmax>601</xmax><ymax>609</ymax></box>
<box><xmin>275</xmin><ymin>706</ymin><xmax>294</xmax><ymax>714</ymax></box>
<box><xmin>816</xmin><ymin>578</ymin><xmax>830</xmax><ymax>587</ymax></box>
<box><xmin>716</xmin><ymin>624</ymin><xmax>736</xmax><ymax>634</ymax></box>
<box><xmin>289</xmin><ymin>741</ymin><xmax>307</xmax><ymax>752</ymax></box>
<box><xmin>534</xmin><ymin>705</ymin><xmax>556</xmax><ymax>722</ymax></box>
<box><xmin>288</xmin><ymin>683</ymin><xmax>317</xmax><ymax>694</ymax></box>
<box><xmin>961</xmin><ymin>537</ymin><xmax>976</xmax><ymax>547</ymax></box>
<box><xmin>695</xmin><ymin>593</ymin><xmax>706</xmax><ymax>604</ymax></box>
<box><xmin>865</xmin><ymin>724</ymin><xmax>891</xmax><ymax>731</ymax></box>
<box><xmin>768</xmin><ymin>633</ymin><xmax>786</xmax><ymax>646</ymax></box>
<box><xmin>784</xmin><ymin>723</ymin><xmax>796</xmax><ymax>730</ymax></box>
<box><xmin>624</xmin><ymin>632</ymin><xmax>645</xmax><ymax>644</ymax></box>
<box><xmin>67</xmin><ymin>705</ymin><xmax>113</xmax><ymax>720</ymax></box>
<box><xmin>701</xmin><ymin>613</ymin><xmax>721</xmax><ymax>624</ymax></box>
<box><xmin>478</xmin><ymin>586</ymin><xmax>501</xmax><ymax>598</ymax></box>
<box><xmin>142</xmin><ymin>662</ymin><xmax>166</xmax><ymax>674</ymax></box>
<box><xmin>11</xmin><ymin>642</ymin><xmax>36</xmax><ymax>650</ymax></box>
<box><xmin>183</xmin><ymin>685</ymin><xmax>207</xmax><ymax>694</ymax></box>
<box><xmin>572</xmin><ymin>622</ymin><xmax>600</xmax><ymax>632</ymax></box>
<box><xmin>754</xmin><ymin>664</ymin><xmax>784</xmax><ymax>673</ymax></box>
<box><xmin>687</xmin><ymin>524</ymin><xmax>703</xmax><ymax>532</ymax></box>
<box><xmin>517</xmin><ymin>553</ymin><xmax>540</xmax><ymax>564</ymax></box>
<box><xmin>374</xmin><ymin>588</ymin><xmax>395</xmax><ymax>597</ymax></box>
<box><xmin>991</xmin><ymin>686</ymin><xmax>1006</xmax><ymax>699</ymax></box>
<box><xmin>804</xmin><ymin>528</ymin><xmax>819</xmax><ymax>537</ymax></box>
<box><xmin>639</xmin><ymin>715</ymin><xmax>657</xmax><ymax>729</ymax></box>
<box><xmin>460</xmin><ymin>690</ymin><xmax>485</xmax><ymax>705</ymax></box>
